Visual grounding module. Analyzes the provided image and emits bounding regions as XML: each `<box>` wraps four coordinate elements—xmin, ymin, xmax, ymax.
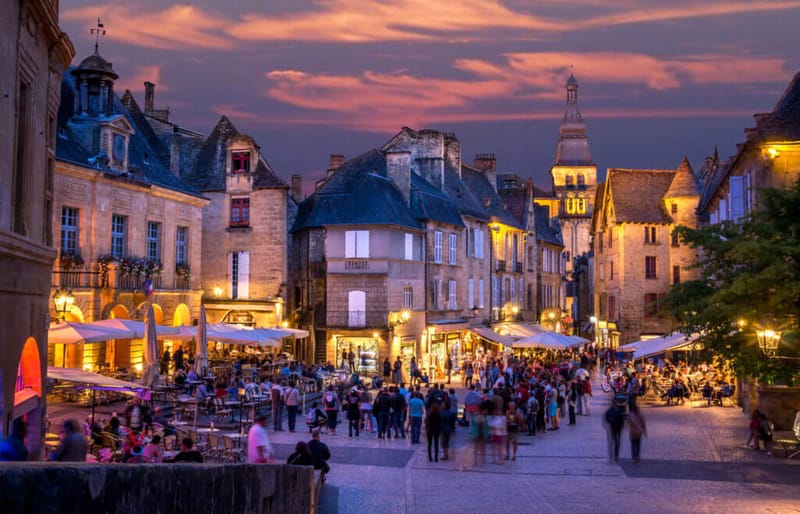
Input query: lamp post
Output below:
<box><xmin>53</xmin><ymin>288</ymin><xmax>75</xmax><ymax>322</ymax></box>
<box><xmin>756</xmin><ymin>328</ymin><xmax>782</xmax><ymax>357</ymax></box>
<box><xmin>590</xmin><ymin>315</ymin><xmax>599</xmax><ymax>372</ymax></box>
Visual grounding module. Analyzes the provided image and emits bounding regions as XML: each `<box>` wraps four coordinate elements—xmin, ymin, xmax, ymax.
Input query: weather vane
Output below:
<box><xmin>90</xmin><ymin>17</ymin><xmax>106</xmax><ymax>54</ymax></box>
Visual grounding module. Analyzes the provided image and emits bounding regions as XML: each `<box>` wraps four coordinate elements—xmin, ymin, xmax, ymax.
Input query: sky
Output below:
<box><xmin>60</xmin><ymin>0</ymin><xmax>800</xmax><ymax>193</ymax></box>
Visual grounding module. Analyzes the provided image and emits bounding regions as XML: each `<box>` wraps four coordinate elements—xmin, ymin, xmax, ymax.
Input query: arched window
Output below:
<box><xmin>565</xmin><ymin>175</ymin><xmax>574</xmax><ymax>186</ymax></box>
<box><xmin>566</xmin><ymin>195</ymin><xmax>575</xmax><ymax>214</ymax></box>
<box><xmin>576</xmin><ymin>196</ymin><xmax>587</xmax><ymax>214</ymax></box>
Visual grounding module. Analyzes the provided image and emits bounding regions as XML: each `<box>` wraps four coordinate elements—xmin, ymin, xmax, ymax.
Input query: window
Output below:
<box><xmin>645</xmin><ymin>256</ymin><xmax>657</xmax><ymax>279</ymax></box>
<box><xmin>468</xmin><ymin>278</ymin><xmax>475</xmax><ymax>308</ymax></box>
<box><xmin>230</xmin><ymin>197</ymin><xmax>250</xmax><ymax>227</ymax></box>
<box><xmin>577</xmin><ymin>174</ymin><xmax>585</xmax><ymax>186</ymax></box>
<box><xmin>403</xmin><ymin>287</ymin><xmax>413</xmax><ymax>310</ymax></box>
<box><xmin>146</xmin><ymin>222</ymin><xmax>161</xmax><ymax>260</ymax></box>
<box><xmin>404</xmin><ymin>233</ymin><xmax>414</xmax><ymax>260</ymax></box>
<box><xmin>518</xmin><ymin>278</ymin><xmax>524</xmax><ymax>307</ymax></box>
<box><xmin>610</xmin><ymin>261</ymin><xmax>614</xmax><ymax>280</ymax></box>
<box><xmin>566</xmin><ymin>197</ymin><xmax>575</xmax><ymax>214</ymax></box>
<box><xmin>644</xmin><ymin>293</ymin><xmax>660</xmax><ymax>317</ymax></box>
<box><xmin>466</xmin><ymin>228</ymin><xmax>473</xmax><ymax>257</ymax></box>
<box><xmin>448</xmin><ymin>280</ymin><xmax>457</xmax><ymax>309</ymax></box>
<box><xmin>449</xmin><ymin>233</ymin><xmax>457</xmax><ymax>265</ymax></box>
<box><xmin>492</xmin><ymin>276</ymin><xmax>499</xmax><ymax>309</ymax></box>
<box><xmin>474</xmin><ymin>229</ymin><xmax>485</xmax><ymax>259</ymax></box>
<box><xmin>644</xmin><ymin>226</ymin><xmax>657</xmax><ymax>244</ymax></box>
<box><xmin>60</xmin><ymin>207</ymin><xmax>79</xmax><ymax>255</ymax></box>
<box><xmin>598</xmin><ymin>233</ymin><xmax>603</xmax><ymax>253</ymax></box>
<box><xmin>13</xmin><ymin>82</ymin><xmax>29</xmax><ymax>235</ymax></box>
<box><xmin>673</xmin><ymin>265</ymin><xmax>681</xmax><ymax>284</ymax></box>
<box><xmin>431</xmin><ymin>279</ymin><xmax>443</xmax><ymax>310</ymax></box>
<box><xmin>348</xmin><ymin>290</ymin><xmax>366</xmax><ymax>327</ymax></box>
<box><xmin>608</xmin><ymin>295</ymin><xmax>617</xmax><ymax>321</ymax></box>
<box><xmin>111</xmin><ymin>215</ymin><xmax>127</xmax><ymax>258</ymax></box>
<box><xmin>671</xmin><ymin>230</ymin><xmax>679</xmax><ymax>247</ymax></box>
<box><xmin>176</xmin><ymin>226</ymin><xmax>188</xmax><ymax>265</ymax></box>
<box><xmin>433</xmin><ymin>231</ymin><xmax>443</xmax><ymax>263</ymax></box>
<box><xmin>729</xmin><ymin>175</ymin><xmax>746</xmax><ymax>222</ymax></box>
<box><xmin>607</xmin><ymin>228</ymin><xmax>613</xmax><ymax>248</ymax></box>
<box><xmin>228</xmin><ymin>251</ymin><xmax>250</xmax><ymax>299</ymax></box>
<box><xmin>576</xmin><ymin>196</ymin><xmax>587</xmax><ymax>214</ymax></box>
<box><xmin>478</xmin><ymin>279</ymin><xmax>485</xmax><ymax>309</ymax></box>
<box><xmin>671</xmin><ymin>203</ymin><xmax>678</xmax><ymax>214</ymax></box>
<box><xmin>231</xmin><ymin>151</ymin><xmax>251</xmax><ymax>173</ymax></box>
<box><xmin>345</xmin><ymin>230</ymin><xmax>370</xmax><ymax>258</ymax></box>
<box><xmin>565</xmin><ymin>175</ymin><xmax>574</xmax><ymax>186</ymax></box>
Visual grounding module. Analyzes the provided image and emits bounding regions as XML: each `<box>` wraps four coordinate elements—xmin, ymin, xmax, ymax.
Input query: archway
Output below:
<box><xmin>172</xmin><ymin>303</ymin><xmax>191</xmax><ymax>327</ymax></box>
<box><xmin>106</xmin><ymin>304</ymin><xmax>132</xmax><ymax>371</ymax></box>
<box><xmin>50</xmin><ymin>305</ymin><xmax>86</xmax><ymax>369</ymax></box>
<box><xmin>136</xmin><ymin>302</ymin><xmax>164</xmax><ymax>325</ymax></box>
<box><xmin>15</xmin><ymin>337</ymin><xmax>43</xmax><ymax>456</ymax></box>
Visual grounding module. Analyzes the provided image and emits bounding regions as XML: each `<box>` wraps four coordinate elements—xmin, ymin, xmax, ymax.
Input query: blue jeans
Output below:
<box><xmin>392</xmin><ymin>412</ymin><xmax>405</xmax><ymax>438</ymax></box>
<box><xmin>273</xmin><ymin>403</ymin><xmax>283</xmax><ymax>430</ymax></box>
<box><xmin>378</xmin><ymin>412</ymin><xmax>390</xmax><ymax>438</ymax></box>
<box><xmin>410</xmin><ymin>416</ymin><xmax>422</xmax><ymax>443</ymax></box>
<box><xmin>287</xmin><ymin>405</ymin><xmax>298</xmax><ymax>431</ymax></box>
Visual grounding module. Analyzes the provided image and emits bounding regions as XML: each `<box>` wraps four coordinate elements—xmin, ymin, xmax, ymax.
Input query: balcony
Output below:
<box><xmin>344</xmin><ymin>259</ymin><xmax>369</xmax><ymax>270</ymax></box>
<box><xmin>115</xmin><ymin>274</ymin><xmax>161</xmax><ymax>290</ymax></box>
<box><xmin>174</xmin><ymin>276</ymin><xmax>190</xmax><ymax>291</ymax></box>
<box><xmin>51</xmin><ymin>270</ymin><xmax>102</xmax><ymax>288</ymax></box>
<box><xmin>327</xmin><ymin>258</ymin><xmax>389</xmax><ymax>274</ymax></box>
<box><xmin>327</xmin><ymin>310</ymin><xmax>388</xmax><ymax>329</ymax></box>
<box><xmin>514</xmin><ymin>261</ymin><xmax>523</xmax><ymax>273</ymax></box>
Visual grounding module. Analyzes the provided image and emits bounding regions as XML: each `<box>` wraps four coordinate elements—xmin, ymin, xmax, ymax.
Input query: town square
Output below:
<box><xmin>1</xmin><ymin>1</ymin><xmax>799</xmax><ymax>513</ymax></box>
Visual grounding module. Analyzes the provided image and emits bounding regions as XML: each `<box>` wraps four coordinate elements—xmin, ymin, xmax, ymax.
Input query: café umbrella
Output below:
<box><xmin>47</xmin><ymin>366</ymin><xmax>146</xmax><ymax>420</ymax></box>
<box><xmin>141</xmin><ymin>304</ymin><xmax>159</xmax><ymax>389</ymax></box>
<box><xmin>193</xmin><ymin>305</ymin><xmax>209</xmax><ymax>377</ymax></box>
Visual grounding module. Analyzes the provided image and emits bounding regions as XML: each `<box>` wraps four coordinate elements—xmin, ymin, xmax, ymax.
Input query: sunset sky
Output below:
<box><xmin>61</xmin><ymin>1</ymin><xmax>800</xmax><ymax>191</ymax></box>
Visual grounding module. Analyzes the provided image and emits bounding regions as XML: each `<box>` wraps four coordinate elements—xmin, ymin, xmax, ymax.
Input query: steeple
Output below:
<box><xmin>554</xmin><ymin>73</ymin><xmax>593</xmax><ymax>166</ymax></box>
<box><xmin>71</xmin><ymin>19</ymin><xmax>117</xmax><ymax>118</ymax></box>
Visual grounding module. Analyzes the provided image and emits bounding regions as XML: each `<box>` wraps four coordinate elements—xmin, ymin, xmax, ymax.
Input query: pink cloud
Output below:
<box><xmin>116</xmin><ymin>65</ymin><xmax>165</xmax><ymax>93</ymax></box>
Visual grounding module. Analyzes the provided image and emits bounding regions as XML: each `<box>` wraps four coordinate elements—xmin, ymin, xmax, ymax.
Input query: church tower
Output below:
<box><xmin>550</xmin><ymin>73</ymin><xmax>597</xmax><ymax>272</ymax></box>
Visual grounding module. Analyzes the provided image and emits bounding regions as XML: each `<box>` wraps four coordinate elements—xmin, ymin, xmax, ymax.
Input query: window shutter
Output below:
<box><xmin>356</xmin><ymin>231</ymin><xmax>370</xmax><ymax>258</ymax></box>
<box><xmin>238</xmin><ymin>251</ymin><xmax>250</xmax><ymax>299</ymax></box>
<box><xmin>227</xmin><ymin>252</ymin><xmax>234</xmax><ymax>297</ymax></box>
<box><xmin>729</xmin><ymin>175</ymin><xmax>745</xmax><ymax>221</ymax></box>
<box><xmin>345</xmin><ymin>231</ymin><xmax>355</xmax><ymax>258</ymax></box>
<box><xmin>468</xmin><ymin>278</ymin><xmax>474</xmax><ymax>308</ymax></box>
<box><xmin>478</xmin><ymin>279</ymin><xmax>485</xmax><ymax>308</ymax></box>
<box><xmin>404</xmin><ymin>233</ymin><xmax>413</xmax><ymax>260</ymax></box>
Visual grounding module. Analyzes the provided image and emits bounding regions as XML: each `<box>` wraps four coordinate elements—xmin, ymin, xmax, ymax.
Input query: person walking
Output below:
<box><xmin>322</xmin><ymin>386</ymin><xmax>340</xmax><ymax>435</ymax></box>
<box><xmin>248</xmin><ymin>415</ymin><xmax>274</xmax><ymax>463</ymax></box>
<box><xmin>374</xmin><ymin>387</ymin><xmax>392</xmax><ymax>439</ymax></box>
<box><xmin>505</xmin><ymin>402</ymin><xmax>524</xmax><ymax>461</ymax></box>
<box><xmin>745</xmin><ymin>410</ymin><xmax>761</xmax><ymax>449</ymax></box>
<box><xmin>627</xmin><ymin>405</ymin><xmax>647</xmax><ymax>463</ymax></box>
<box><xmin>391</xmin><ymin>386</ymin><xmax>407</xmax><ymax>439</ymax></box>
<box><xmin>393</xmin><ymin>357</ymin><xmax>403</xmax><ymax>386</ymax></box>
<box><xmin>344</xmin><ymin>389</ymin><xmax>361</xmax><ymax>438</ymax></box>
<box><xmin>409</xmin><ymin>391</ymin><xmax>424</xmax><ymax>444</ymax></box>
<box><xmin>440</xmin><ymin>403</ymin><xmax>453</xmax><ymax>460</ymax></box>
<box><xmin>271</xmin><ymin>381</ymin><xmax>285</xmax><ymax>431</ymax></box>
<box><xmin>445</xmin><ymin>355</ymin><xmax>453</xmax><ymax>385</ymax></box>
<box><xmin>604</xmin><ymin>396</ymin><xmax>627</xmax><ymax>463</ymax></box>
<box><xmin>426</xmin><ymin>403</ymin><xmax>443</xmax><ymax>462</ymax></box>
<box><xmin>383</xmin><ymin>358</ymin><xmax>391</xmax><ymax>382</ymax></box>
<box><xmin>568</xmin><ymin>382</ymin><xmax>578</xmax><ymax>425</ymax></box>
<box><xmin>284</xmin><ymin>382</ymin><xmax>301</xmax><ymax>432</ymax></box>
<box><xmin>759</xmin><ymin>412</ymin><xmax>775</xmax><ymax>456</ymax></box>
<box><xmin>525</xmin><ymin>393</ymin><xmax>539</xmax><ymax>436</ymax></box>
<box><xmin>359</xmin><ymin>388</ymin><xmax>374</xmax><ymax>433</ymax></box>
<box><xmin>464</xmin><ymin>362</ymin><xmax>474</xmax><ymax>388</ymax></box>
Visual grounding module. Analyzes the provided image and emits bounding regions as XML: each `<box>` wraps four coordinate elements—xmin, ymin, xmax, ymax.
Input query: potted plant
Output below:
<box><xmin>175</xmin><ymin>262</ymin><xmax>191</xmax><ymax>280</ymax></box>
<box><xmin>59</xmin><ymin>252</ymin><xmax>84</xmax><ymax>270</ymax></box>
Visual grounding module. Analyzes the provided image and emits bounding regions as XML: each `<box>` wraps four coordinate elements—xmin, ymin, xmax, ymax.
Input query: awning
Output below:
<box><xmin>93</xmin><ymin>319</ymin><xmax>180</xmax><ymax>339</ymax></box>
<box><xmin>428</xmin><ymin>319</ymin><xmax>469</xmax><ymax>331</ymax></box>
<box><xmin>14</xmin><ymin>388</ymin><xmax>40</xmax><ymax>418</ymax></box>
<box><xmin>205</xmin><ymin>323</ymin><xmax>282</xmax><ymax>347</ymax></box>
<box><xmin>494</xmin><ymin>322</ymin><xmax>576</xmax><ymax>350</ymax></box>
<box><xmin>47</xmin><ymin>367</ymin><xmax>147</xmax><ymax>391</ymax></box>
<box><xmin>263</xmin><ymin>327</ymin><xmax>311</xmax><ymax>338</ymax></box>
<box><xmin>469</xmin><ymin>327</ymin><xmax>515</xmax><ymax>347</ymax></box>
<box><xmin>631</xmin><ymin>333</ymin><xmax>702</xmax><ymax>360</ymax></box>
<box><xmin>48</xmin><ymin>321</ymin><xmax>136</xmax><ymax>345</ymax></box>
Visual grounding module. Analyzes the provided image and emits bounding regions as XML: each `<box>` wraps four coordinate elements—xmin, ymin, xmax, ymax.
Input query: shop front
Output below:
<box><xmin>335</xmin><ymin>335</ymin><xmax>380</xmax><ymax>375</ymax></box>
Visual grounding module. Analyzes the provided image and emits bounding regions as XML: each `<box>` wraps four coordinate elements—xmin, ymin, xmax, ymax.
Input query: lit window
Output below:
<box><xmin>60</xmin><ymin>207</ymin><xmax>79</xmax><ymax>255</ymax></box>
<box><xmin>345</xmin><ymin>230</ymin><xmax>369</xmax><ymax>258</ymax></box>
<box><xmin>644</xmin><ymin>226</ymin><xmax>657</xmax><ymax>244</ymax></box>
<box><xmin>176</xmin><ymin>226</ymin><xmax>188</xmax><ymax>265</ymax></box>
<box><xmin>147</xmin><ymin>222</ymin><xmax>161</xmax><ymax>261</ymax></box>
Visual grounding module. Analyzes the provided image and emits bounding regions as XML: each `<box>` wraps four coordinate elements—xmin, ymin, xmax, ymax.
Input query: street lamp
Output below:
<box><xmin>756</xmin><ymin>329</ymin><xmax>782</xmax><ymax>357</ymax></box>
<box><xmin>53</xmin><ymin>288</ymin><xmax>75</xmax><ymax>321</ymax></box>
<box><xmin>590</xmin><ymin>315</ymin><xmax>600</xmax><ymax>371</ymax></box>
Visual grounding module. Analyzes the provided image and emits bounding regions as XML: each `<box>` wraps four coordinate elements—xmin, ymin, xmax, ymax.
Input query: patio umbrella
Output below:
<box><xmin>193</xmin><ymin>305</ymin><xmax>208</xmax><ymax>377</ymax></box>
<box><xmin>93</xmin><ymin>318</ymin><xmax>180</xmax><ymax>339</ymax></box>
<box><xmin>141</xmin><ymin>304</ymin><xmax>159</xmax><ymax>389</ymax></box>
<box><xmin>48</xmin><ymin>366</ymin><xmax>145</xmax><ymax>421</ymax></box>
<box><xmin>48</xmin><ymin>321</ymin><xmax>136</xmax><ymax>345</ymax></box>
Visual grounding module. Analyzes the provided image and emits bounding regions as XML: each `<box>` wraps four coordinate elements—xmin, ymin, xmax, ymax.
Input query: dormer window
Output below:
<box><xmin>111</xmin><ymin>132</ymin><xmax>127</xmax><ymax>168</ymax></box>
<box><xmin>232</xmin><ymin>151</ymin><xmax>251</xmax><ymax>174</ymax></box>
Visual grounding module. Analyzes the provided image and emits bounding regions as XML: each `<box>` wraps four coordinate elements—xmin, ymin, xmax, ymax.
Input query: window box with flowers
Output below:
<box><xmin>60</xmin><ymin>252</ymin><xmax>85</xmax><ymax>270</ymax></box>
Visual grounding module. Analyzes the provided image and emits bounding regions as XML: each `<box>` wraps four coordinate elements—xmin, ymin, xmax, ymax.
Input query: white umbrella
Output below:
<box><xmin>193</xmin><ymin>305</ymin><xmax>208</xmax><ymax>376</ymax></box>
<box><xmin>48</xmin><ymin>321</ymin><xmax>136</xmax><ymax>345</ymax></box>
<box><xmin>93</xmin><ymin>318</ymin><xmax>180</xmax><ymax>339</ymax></box>
<box><xmin>206</xmin><ymin>323</ymin><xmax>282</xmax><ymax>347</ymax></box>
<box><xmin>141</xmin><ymin>304</ymin><xmax>159</xmax><ymax>388</ymax></box>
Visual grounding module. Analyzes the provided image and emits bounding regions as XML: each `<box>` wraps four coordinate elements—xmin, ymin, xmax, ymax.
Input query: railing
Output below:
<box><xmin>348</xmin><ymin>311</ymin><xmax>366</xmax><ymax>327</ymax></box>
<box><xmin>51</xmin><ymin>270</ymin><xmax>101</xmax><ymax>288</ymax></box>
<box><xmin>326</xmin><ymin>310</ymin><xmax>388</xmax><ymax>329</ymax></box>
<box><xmin>175</xmin><ymin>277</ymin><xmax>190</xmax><ymax>290</ymax></box>
<box><xmin>496</xmin><ymin>259</ymin><xmax>506</xmax><ymax>272</ymax></box>
<box><xmin>515</xmin><ymin>261</ymin><xmax>523</xmax><ymax>273</ymax></box>
<box><xmin>116</xmin><ymin>274</ymin><xmax>161</xmax><ymax>290</ymax></box>
<box><xmin>344</xmin><ymin>259</ymin><xmax>369</xmax><ymax>270</ymax></box>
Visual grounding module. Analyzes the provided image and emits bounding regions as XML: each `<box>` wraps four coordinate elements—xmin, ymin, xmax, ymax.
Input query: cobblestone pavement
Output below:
<box><xmin>260</xmin><ymin>377</ymin><xmax>800</xmax><ymax>514</ymax></box>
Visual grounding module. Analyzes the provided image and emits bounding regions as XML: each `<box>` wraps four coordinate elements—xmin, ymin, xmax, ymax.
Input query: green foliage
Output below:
<box><xmin>662</xmin><ymin>180</ymin><xmax>800</xmax><ymax>383</ymax></box>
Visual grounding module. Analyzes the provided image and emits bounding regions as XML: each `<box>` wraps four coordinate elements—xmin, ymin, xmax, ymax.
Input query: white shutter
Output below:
<box><xmin>404</xmin><ymin>233</ymin><xmax>413</xmax><ymax>260</ymax></box>
<box><xmin>710</xmin><ymin>209</ymin><xmax>719</xmax><ymax>225</ymax></box>
<box><xmin>729</xmin><ymin>175</ymin><xmax>745</xmax><ymax>221</ymax></box>
<box><xmin>238</xmin><ymin>251</ymin><xmax>250</xmax><ymax>299</ymax></box>
<box><xmin>478</xmin><ymin>279</ymin><xmax>485</xmax><ymax>308</ymax></box>
<box><xmin>719</xmin><ymin>198</ymin><xmax>728</xmax><ymax>221</ymax></box>
<box><xmin>518</xmin><ymin>278</ymin><xmax>524</xmax><ymax>307</ymax></box>
<box><xmin>345</xmin><ymin>231</ymin><xmax>356</xmax><ymax>258</ymax></box>
<box><xmin>227</xmin><ymin>252</ymin><xmax>234</xmax><ymax>297</ymax></box>
<box><xmin>356</xmin><ymin>230</ymin><xmax>369</xmax><ymax>258</ymax></box>
<box><xmin>448</xmin><ymin>280</ymin><xmax>457</xmax><ymax>309</ymax></box>
<box><xmin>745</xmin><ymin>171</ymin><xmax>752</xmax><ymax>213</ymax></box>
<box><xmin>434</xmin><ymin>231</ymin><xmax>442</xmax><ymax>263</ymax></box>
<box><xmin>468</xmin><ymin>278</ymin><xmax>474</xmax><ymax>308</ymax></box>
<box><xmin>449</xmin><ymin>233</ymin><xmax>457</xmax><ymax>264</ymax></box>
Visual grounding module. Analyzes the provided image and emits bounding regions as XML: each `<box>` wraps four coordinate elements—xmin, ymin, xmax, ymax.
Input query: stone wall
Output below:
<box><xmin>756</xmin><ymin>386</ymin><xmax>800</xmax><ymax>431</ymax></box>
<box><xmin>0</xmin><ymin>463</ymin><xmax>314</xmax><ymax>514</ymax></box>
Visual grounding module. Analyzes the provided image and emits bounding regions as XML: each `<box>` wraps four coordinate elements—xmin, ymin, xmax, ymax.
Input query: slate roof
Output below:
<box><xmin>499</xmin><ymin>187</ymin><xmax>528</xmax><ymax>226</ymax></box>
<box><xmin>56</xmin><ymin>70</ymin><xmax>203</xmax><ymax>199</ymax></box>
<box><xmin>606</xmin><ymin>169</ymin><xmax>676</xmax><ymax>224</ymax></box>
<box><xmin>534</xmin><ymin>204</ymin><xmax>563</xmax><ymax>246</ymax></box>
<box><xmin>664</xmin><ymin>157</ymin><xmax>700</xmax><ymax>198</ymax></box>
<box><xmin>460</xmin><ymin>165</ymin><xmax>522</xmax><ymax>228</ymax></box>
<box><xmin>183</xmin><ymin>116</ymin><xmax>287</xmax><ymax>192</ymax></box>
<box><xmin>444</xmin><ymin>167</ymin><xmax>488</xmax><ymax>221</ymax></box>
<box><xmin>291</xmin><ymin>149</ymin><xmax>423</xmax><ymax>232</ymax></box>
<box><xmin>410</xmin><ymin>172</ymin><xmax>464</xmax><ymax>227</ymax></box>
<box><xmin>119</xmin><ymin>90</ymin><xmax>172</xmax><ymax>170</ymax></box>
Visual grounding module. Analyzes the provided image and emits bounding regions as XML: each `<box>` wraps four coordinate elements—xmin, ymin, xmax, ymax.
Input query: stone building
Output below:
<box><xmin>291</xmin><ymin>128</ymin><xmax>528</xmax><ymax>377</ymax></box>
<box><xmin>51</xmin><ymin>50</ymin><xmax>207</xmax><ymax>371</ymax></box>
<box><xmin>591</xmin><ymin>159</ymin><xmax>701</xmax><ymax>345</ymax></box>
<box><xmin>534</xmin><ymin>204</ymin><xmax>565</xmax><ymax>331</ymax></box>
<box><xmin>1</xmin><ymin>0</ymin><xmax>73</xmax><ymax>451</ymax></box>
<box><xmin>180</xmin><ymin>116</ymin><xmax>296</xmax><ymax>343</ymax></box>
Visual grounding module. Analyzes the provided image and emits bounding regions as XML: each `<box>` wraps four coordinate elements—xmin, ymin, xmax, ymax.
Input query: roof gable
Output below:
<box><xmin>606</xmin><ymin>168</ymin><xmax>676</xmax><ymax>224</ymax></box>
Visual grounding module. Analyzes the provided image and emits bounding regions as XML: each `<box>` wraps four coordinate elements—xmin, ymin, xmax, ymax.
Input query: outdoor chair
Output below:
<box><xmin>213</xmin><ymin>397</ymin><xmax>233</xmax><ymax>423</ymax></box>
<box><xmin>222</xmin><ymin>435</ymin><xmax>244</xmax><ymax>463</ymax></box>
<box><xmin>206</xmin><ymin>433</ymin><xmax>223</xmax><ymax>463</ymax></box>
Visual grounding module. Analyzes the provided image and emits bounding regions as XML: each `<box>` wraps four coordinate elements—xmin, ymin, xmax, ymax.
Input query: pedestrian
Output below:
<box><xmin>308</xmin><ymin>428</ymin><xmax>332</xmax><ymax>480</ymax></box>
<box><xmin>0</xmin><ymin>418</ymin><xmax>28</xmax><ymax>461</ymax></box>
<box><xmin>409</xmin><ymin>391</ymin><xmax>424</xmax><ymax>444</ymax></box>
<box><xmin>247</xmin><ymin>414</ymin><xmax>274</xmax><ymax>463</ymax></box>
<box><xmin>627</xmin><ymin>404</ymin><xmax>647</xmax><ymax>463</ymax></box>
<box><xmin>445</xmin><ymin>355</ymin><xmax>453</xmax><ymax>384</ymax></box>
<box><xmin>410</xmin><ymin>357</ymin><xmax>419</xmax><ymax>387</ymax></box>
<box><xmin>426</xmin><ymin>403</ymin><xmax>443</xmax><ymax>462</ymax></box>
<box><xmin>525</xmin><ymin>393</ymin><xmax>539</xmax><ymax>436</ymax></box>
<box><xmin>582</xmin><ymin>378</ymin><xmax>592</xmax><ymax>416</ymax></box>
<box><xmin>164</xmin><ymin>437</ymin><xmax>203</xmax><ymax>463</ymax></box>
<box><xmin>359</xmin><ymin>388</ymin><xmax>374</xmax><ymax>433</ymax></box>
<box><xmin>471</xmin><ymin>405</ymin><xmax>489</xmax><ymax>466</ymax></box>
<box><xmin>393</xmin><ymin>356</ymin><xmax>403</xmax><ymax>385</ymax></box>
<box><xmin>344</xmin><ymin>389</ymin><xmax>361</xmax><ymax>438</ymax></box>
<box><xmin>322</xmin><ymin>386</ymin><xmax>340</xmax><ymax>435</ymax></box>
<box><xmin>49</xmin><ymin>419</ymin><xmax>88</xmax><ymax>462</ymax></box>
<box><xmin>759</xmin><ymin>413</ymin><xmax>775</xmax><ymax>456</ymax></box>
<box><xmin>745</xmin><ymin>410</ymin><xmax>761</xmax><ymax>449</ymax></box>
<box><xmin>576</xmin><ymin>378</ymin><xmax>584</xmax><ymax>416</ymax></box>
<box><xmin>505</xmin><ymin>402</ymin><xmax>524</xmax><ymax>461</ymax></box>
<box><xmin>160</xmin><ymin>349</ymin><xmax>171</xmax><ymax>375</ymax></box>
<box><xmin>271</xmin><ymin>381</ymin><xmax>285</xmax><ymax>431</ymax></box>
<box><xmin>568</xmin><ymin>382</ymin><xmax>577</xmax><ymax>425</ymax></box>
<box><xmin>440</xmin><ymin>403</ymin><xmax>453</xmax><ymax>461</ymax></box>
<box><xmin>464</xmin><ymin>362</ymin><xmax>474</xmax><ymax>388</ymax></box>
<box><xmin>374</xmin><ymin>387</ymin><xmax>392</xmax><ymax>439</ymax></box>
<box><xmin>287</xmin><ymin>441</ymin><xmax>313</xmax><ymax>466</ymax></box>
<box><xmin>448</xmin><ymin>388</ymin><xmax>458</xmax><ymax>432</ymax></box>
<box><xmin>604</xmin><ymin>395</ymin><xmax>627</xmax><ymax>463</ymax></box>
<box><xmin>173</xmin><ymin>346</ymin><xmax>184</xmax><ymax>373</ymax></box>
<box><xmin>383</xmin><ymin>358</ymin><xmax>391</xmax><ymax>382</ymax></box>
<box><xmin>283</xmin><ymin>381</ymin><xmax>300</xmax><ymax>432</ymax></box>
<box><xmin>392</xmin><ymin>386</ymin><xmax>407</xmax><ymax>439</ymax></box>
<box><xmin>488</xmin><ymin>402</ymin><xmax>506</xmax><ymax>465</ymax></box>
<box><xmin>627</xmin><ymin>372</ymin><xmax>640</xmax><ymax>410</ymax></box>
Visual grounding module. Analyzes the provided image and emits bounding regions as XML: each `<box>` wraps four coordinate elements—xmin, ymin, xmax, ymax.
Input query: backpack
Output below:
<box><xmin>527</xmin><ymin>397</ymin><xmax>539</xmax><ymax>414</ymax></box>
<box><xmin>306</xmin><ymin>409</ymin><xmax>317</xmax><ymax>424</ymax></box>
<box><xmin>760</xmin><ymin>420</ymin><xmax>774</xmax><ymax>438</ymax></box>
<box><xmin>324</xmin><ymin>392</ymin><xmax>337</xmax><ymax>409</ymax></box>
<box><xmin>605</xmin><ymin>407</ymin><xmax>624</xmax><ymax>428</ymax></box>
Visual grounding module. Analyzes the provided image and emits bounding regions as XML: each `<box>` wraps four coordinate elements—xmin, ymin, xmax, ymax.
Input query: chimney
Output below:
<box><xmin>144</xmin><ymin>81</ymin><xmax>156</xmax><ymax>116</ymax></box>
<box><xmin>444</xmin><ymin>133</ymin><xmax>461</xmax><ymax>180</ymax></box>
<box><xmin>474</xmin><ymin>153</ymin><xmax>497</xmax><ymax>192</ymax></box>
<box><xmin>328</xmin><ymin>154</ymin><xmax>345</xmax><ymax>171</ymax></box>
<box><xmin>291</xmin><ymin>174</ymin><xmax>303</xmax><ymax>201</ymax></box>
<box><xmin>386</xmin><ymin>150</ymin><xmax>412</xmax><ymax>205</ymax></box>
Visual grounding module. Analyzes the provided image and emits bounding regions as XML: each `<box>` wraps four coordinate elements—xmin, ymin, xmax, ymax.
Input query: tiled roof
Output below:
<box><xmin>664</xmin><ymin>157</ymin><xmax>700</xmax><ymax>198</ymax></box>
<box><xmin>606</xmin><ymin>168</ymin><xmax>676</xmax><ymax>224</ymax></box>
<box><xmin>119</xmin><ymin>90</ymin><xmax>171</xmax><ymax>170</ymax></box>
<box><xmin>56</xmin><ymin>70</ymin><xmax>203</xmax><ymax>199</ymax></box>
<box><xmin>411</xmin><ymin>173</ymin><xmax>464</xmax><ymax>227</ymax></box>
<box><xmin>534</xmin><ymin>204</ymin><xmax>563</xmax><ymax>246</ymax></box>
<box><xmin>460</xmin><ymin>165</ymin><xmax>522</xmax><ymax>228</ymax></box>
<box><xmin>291</xmin><ymin>149</ymin><xmax>422</xmax><ymax>232</ymax></box>
<box><xmin>184</xmin><ymin>116</ymin><xmax>287</xmax><ymax>192</ymax></box>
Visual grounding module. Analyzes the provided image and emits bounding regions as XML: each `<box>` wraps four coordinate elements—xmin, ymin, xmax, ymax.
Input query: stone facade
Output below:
<box><xmin>0</xmin><ymin>0</ymin><xmax>73</xmax><ymax>451</ymax></box>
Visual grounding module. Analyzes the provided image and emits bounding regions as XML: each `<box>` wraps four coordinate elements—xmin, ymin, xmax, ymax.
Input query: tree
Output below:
<box><xmin>663</xmin><ymin>180</ymin><xmax>800</xmax><ymax>384</ymax></box>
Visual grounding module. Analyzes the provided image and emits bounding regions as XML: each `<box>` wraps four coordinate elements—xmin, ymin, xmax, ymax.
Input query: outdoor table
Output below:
<box><xmin>222</xmin><ymin>432</ymin><xmax>246</xmax><ymax>449</ymax></box>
